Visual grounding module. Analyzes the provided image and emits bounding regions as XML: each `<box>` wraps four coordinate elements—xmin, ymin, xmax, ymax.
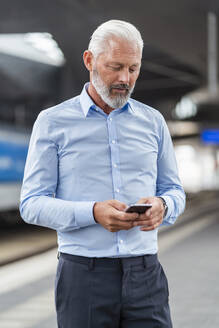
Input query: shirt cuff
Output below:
<box><xmin>74</xmin><ymin>201</ymin><xmax>97</xmax><ymax>228</ymax></box>
<box><xmin>159</xmin><ymin>195</ymin><xmax>176</xmax><ymax>225</ymax></box>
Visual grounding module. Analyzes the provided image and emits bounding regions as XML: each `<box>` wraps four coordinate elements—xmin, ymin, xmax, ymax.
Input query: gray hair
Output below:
<box><xmin>88</xmin><ymin>20</ymin><xmax>144</xmax><ymax>59</ymax></box>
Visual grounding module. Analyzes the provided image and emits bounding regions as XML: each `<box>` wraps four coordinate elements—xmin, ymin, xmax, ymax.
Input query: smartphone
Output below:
<box><xmin>125</xmin><ymin>204</ymin><xmax>152</xmax><ymax>214</ymax></box>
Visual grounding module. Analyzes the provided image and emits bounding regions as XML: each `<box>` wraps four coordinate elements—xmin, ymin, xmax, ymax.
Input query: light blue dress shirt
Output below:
<box><xmin>20</xmin><ymin>83</ymin><xmax>185</xmax><ymax>257</ymax></box>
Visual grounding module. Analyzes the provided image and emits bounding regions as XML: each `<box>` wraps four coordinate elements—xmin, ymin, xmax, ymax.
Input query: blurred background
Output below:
<box><xmin>0</xmin><ymin>1</ymin><xmax>219</xmax><ymax>327</ymax></box>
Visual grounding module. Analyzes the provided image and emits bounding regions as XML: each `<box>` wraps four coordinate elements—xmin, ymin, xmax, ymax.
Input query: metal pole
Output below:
<box><xmin>207</xmin><ymin>12</ymin><xmax>218</xmax><ymax>95</ymax></box>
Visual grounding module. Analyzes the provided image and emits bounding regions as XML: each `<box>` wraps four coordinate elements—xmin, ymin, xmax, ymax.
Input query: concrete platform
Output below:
<box><xmin>159</xmin><ymin>214</ymin><xmax>219</xmax><ymax>328</ymax></box>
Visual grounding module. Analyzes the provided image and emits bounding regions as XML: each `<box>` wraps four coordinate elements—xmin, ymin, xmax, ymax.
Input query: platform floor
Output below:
<box><xmin>0</xmin><ymin>213</ymin><xmax>218</xmax><ymax>328</ymax></box>
<box><xmin>159</xmin><ymin>215</ymin><xmax>219</xmax><ymax>327</ymax></box>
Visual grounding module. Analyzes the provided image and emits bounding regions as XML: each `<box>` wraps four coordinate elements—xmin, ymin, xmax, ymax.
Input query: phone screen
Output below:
<box><xmin>125</xmin><ymin>204</ymin><xmax>152</xmax><ymax>214</ymax></box>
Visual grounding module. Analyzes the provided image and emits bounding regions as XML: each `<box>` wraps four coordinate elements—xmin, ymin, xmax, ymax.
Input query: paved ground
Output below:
<box><xmin>159</xmin><ymin>215</ymin><xmax>219</xmax><ymax>328</ymax></box>
<box><xmin>0</xmin><ymin>249</ymin><xmax>57</xmax><ymax>328</ymax></box>
<box><xmin>0</xmin><ymin>213</ymin><xmax>218</xmax><ymax>327</ymax></box>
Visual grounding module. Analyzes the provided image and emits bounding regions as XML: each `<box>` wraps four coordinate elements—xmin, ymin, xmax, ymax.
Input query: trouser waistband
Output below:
<box><xmin>58</xmin><ymin>252</ymin><xmax>157</xmax><ymax>270</ymax></box>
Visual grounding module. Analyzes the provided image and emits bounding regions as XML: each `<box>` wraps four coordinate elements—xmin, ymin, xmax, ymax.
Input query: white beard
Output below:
<box><xmin>92</xmin><ymin>69</ymin><xmax>135</xmax><ymax>109</ymax></box>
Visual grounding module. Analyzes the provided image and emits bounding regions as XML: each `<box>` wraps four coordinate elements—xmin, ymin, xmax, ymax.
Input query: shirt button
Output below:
<box><xmin>109</xmin><ymin>117</ymin><xmax>112</xmax><ymax>121</ymax></box>
<box><xmin>116</xmin><ymin>188</ymin><xmax>120</xmax><ymax>193</ymax></box>
<box><xmin>112</xmin><ymin>140</ymin><xmax>116</xmax><ymax>144</ymax></box>
<box><xmin>113</xmin><ymin>163</ymin><xmax>117</xmax><ymax>168</ymax></box>
<box><xmin>120</xmin><ymin>240</ymin><xmax>123</xmax><ymax>244</ymax></box>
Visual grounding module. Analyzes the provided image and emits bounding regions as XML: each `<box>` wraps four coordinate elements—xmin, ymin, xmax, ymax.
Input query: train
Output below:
<box><xmin>0</xmin><ymin>125</ymin><xmax>30</xmax><ymax>212</ymax></box>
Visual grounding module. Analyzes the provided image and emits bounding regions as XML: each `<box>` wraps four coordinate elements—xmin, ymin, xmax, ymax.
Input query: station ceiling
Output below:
<box><xmin>0</xmin><ymin>0</ymin><xmax>219</xmax><ymax>115</ymax></box>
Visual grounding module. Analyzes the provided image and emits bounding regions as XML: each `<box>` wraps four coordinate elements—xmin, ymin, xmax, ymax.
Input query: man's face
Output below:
<box><xmin>91</xmin><ymin>37</ymin><xmax>141</xmax><ymax>109</ymax></box>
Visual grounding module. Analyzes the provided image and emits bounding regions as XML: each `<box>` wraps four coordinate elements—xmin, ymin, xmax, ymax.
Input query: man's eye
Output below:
<box><xmin>110</xmin><ymin>66</ymin><xmax>120</xmax><ymax>71</ymax></box>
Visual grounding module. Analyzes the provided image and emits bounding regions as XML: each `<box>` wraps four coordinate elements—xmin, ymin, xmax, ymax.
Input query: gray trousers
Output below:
<box><xmin>55</xmin><ymin>253</ymin><xmax>172</xmax><ymax>328</ymax></box>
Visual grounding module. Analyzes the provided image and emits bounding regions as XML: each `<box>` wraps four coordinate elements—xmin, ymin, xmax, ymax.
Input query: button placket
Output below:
<box><xmin>107</xmin><ymin>113</ymin><xmax>125</xmax><ymax>254</ymax></box>
<box><xmin>107</xmin><ymin>114</ymin><xmax>122</xmax><ymax>200</ymax></box>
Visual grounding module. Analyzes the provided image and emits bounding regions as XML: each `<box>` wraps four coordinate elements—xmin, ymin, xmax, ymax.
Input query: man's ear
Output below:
<box><xmin>83</xmin><ymin>50</ymin><xmax>93</xmax><ymax>72</ymax></box>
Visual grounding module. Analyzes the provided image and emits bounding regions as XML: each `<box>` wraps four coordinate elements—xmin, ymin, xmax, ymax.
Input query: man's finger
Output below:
<box><xmin>116</xmin><ymin>219</ymin><xmax>134</xmax><ymax>230</ymax></box>
<box><xmin>107</xmin><ymin>217</ymin><xmax>135</xmax><ymax>231</ymax></box>
<box><xmin>113</xmin><ymin>208</ymin><xmax>139</xmax><ymax>221</ymax></box>
<box><xmin>140</xmin><ymin>218</ymin><xmax>163</xmax><ymax>231</ymax></box>
<box><xmin>140</xmin><ymin>223</ymin><xmax>159</xmax><ymax>231</ymax></box>
<box><xmin>109</xmin><ymin>199</ymin><xmax>127</xmax><ymax>211</ymax></box>
<box><xmin>133</xmin><ymin>215</ymin><xmax>162</xmax><ymax>227</ymax></box>
<box><xmin>138</xmin><ymin>206</ymin><xmax>162</xmax><ymax>220</ymax></box>
<box><xmin>136</xmin><ymin>198</ymin><xmax>151</xmax><ymax>204</ymax></box>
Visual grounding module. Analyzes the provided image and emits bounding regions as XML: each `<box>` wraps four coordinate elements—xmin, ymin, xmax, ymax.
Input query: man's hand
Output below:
<box><xmin>133</xmin><ymin>197</ymin><xmax>165</xmax><ymax>231</ymax></box>
<box><xmin>93</xmin><ymin>200</ymin><xmax>139</xmax><ymax>232</ymax></box>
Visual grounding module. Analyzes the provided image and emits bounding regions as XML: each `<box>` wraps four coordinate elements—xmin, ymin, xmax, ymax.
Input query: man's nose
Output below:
<box><xmin>118</xmin><ymin>68</ymin><xmax>130</xmax><ymax>84</ymax></box>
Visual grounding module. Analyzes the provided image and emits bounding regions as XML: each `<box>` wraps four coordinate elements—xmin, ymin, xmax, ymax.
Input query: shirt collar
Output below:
<box><xmin>80</xmin><ymin>83</ymin><xmax>95</xmax><ymax>117</ymax></box>
<box><xmin>80</xmin><ymin>82</ymin><xmax>135</xmax><ymax>117</ymax></box>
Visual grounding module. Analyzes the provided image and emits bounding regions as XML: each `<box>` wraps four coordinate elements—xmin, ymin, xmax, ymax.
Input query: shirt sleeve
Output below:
<box><xmin>156</xmin><ymin>115</ymin><xmax>186</xmax><ymax>225</ymax></box>
<box><xmin>20</xmin><ymin>112</ymin><xmax>97</xmax><ymax>232</ymax></box>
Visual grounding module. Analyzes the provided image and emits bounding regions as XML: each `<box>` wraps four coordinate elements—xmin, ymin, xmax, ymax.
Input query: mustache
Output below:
<box><xmin>110</xmin><ymin>84</ymin><xmax>130</xmax><ymax>91</ymax></box>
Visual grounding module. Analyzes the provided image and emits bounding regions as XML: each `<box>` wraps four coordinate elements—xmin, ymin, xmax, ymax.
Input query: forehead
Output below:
<box><xmin>98</xmin><ymin>37</ymin><xmax>142</xmax><ymax>64</ymax></box>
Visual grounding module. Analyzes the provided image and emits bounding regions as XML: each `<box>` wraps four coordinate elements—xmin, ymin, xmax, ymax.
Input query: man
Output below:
<box><xmin>20</xmin><ymin>20</ymin><xmax>185</xmax><ymax>328</ymax></box>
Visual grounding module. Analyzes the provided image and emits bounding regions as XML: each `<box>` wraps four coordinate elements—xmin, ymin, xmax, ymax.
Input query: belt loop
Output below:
<box><xmin>88</xmin><ymin>258</ymin><xmax>94</xmax><ymax>271</ymax></box>
<box><xmin>57</xmin><ymin>252</ymin><xmax>60</xmax><ymax>260</ymax></box>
